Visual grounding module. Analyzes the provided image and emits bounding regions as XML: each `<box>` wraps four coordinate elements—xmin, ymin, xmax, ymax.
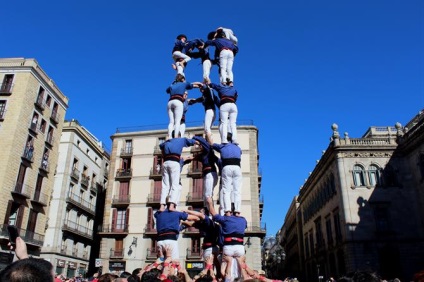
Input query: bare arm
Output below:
<box><xmin>184</xmin><ymin>209</ymin><xmax>205</xmax><ymax>220</ymax></box>
<box><xmin>187</xmin><ymin>214</ymin><xmax>200</xmax><ymax>221</ymax></box>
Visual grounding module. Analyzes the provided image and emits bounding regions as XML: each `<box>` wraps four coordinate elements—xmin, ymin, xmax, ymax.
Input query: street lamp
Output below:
<box><xmin>317</xmin><ymin>264</ymin><xmax>322</xmax><ymax>282</ymax></box>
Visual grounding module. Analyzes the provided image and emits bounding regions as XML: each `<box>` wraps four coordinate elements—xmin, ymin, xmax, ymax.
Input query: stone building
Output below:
<box><xmin>40</xmin><ymin>120</ymin><xmax>110</xmax><ymax>277</ymax></box>
<box><xmin>0</xmin><ymin>58</ymin><xmax>69</xmax><ymax>268</ymax></box>
<box><xmin>98</xmin><ymin>123</ymin><xmax>266</xmax><ymax>276</ymax></box>
<box><xmin>278</xmin><ymin>109</ymin><xmax>424</xmax><ymax>282</ymax></box>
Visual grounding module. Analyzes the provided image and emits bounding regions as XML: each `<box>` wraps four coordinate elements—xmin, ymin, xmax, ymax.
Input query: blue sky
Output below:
<box><xmin>2</xmin><ymin>0</ymin><xmax>423</xmax><ymax>236</ymax></box>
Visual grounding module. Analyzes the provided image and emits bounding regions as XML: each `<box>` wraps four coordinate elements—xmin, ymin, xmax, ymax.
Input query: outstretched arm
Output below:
<box><xmin>184</xmin><ymin>209</ymin><xmax>206</xmax><ymax>220</ymax></box>
<box><xmin>206</xmin><ymin>197</ymin><xmax>218</xmax><ymax>216</ymax></box>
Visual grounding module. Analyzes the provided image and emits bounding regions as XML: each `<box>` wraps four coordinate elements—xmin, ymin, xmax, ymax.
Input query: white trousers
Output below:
<box><xmin>203</xmin><ymin>59</ymin><xmax>212</xmax><ymax>81</ymax></box>
<box><xmin>179</xmin><ymin>123</ymin><xmax>186</xmax><ymax>138</ymax></box>
<box><xmin>221</xmin><ymin>165</ymin><xmax>242</xmax><ymax>213</ymax></box>
<box><xmin>203</xmin><ymin>171</ymin><xmax>218</xmax><ymax>205</ymax></box>
<box><xmin>219</xmin><ymin>49</ymin><xmax>234</xmax><ymax>83</ymax></box>
<box><xmin>172</xmin><ymin>51</ymin><xmax>191</xmax><ymax>75</ymax></box>
<box><xmin>167</xmin><ymin>99</ymin><xmax>183</xmax><ymax>139</ymax></box>
<box><xmin>204</xmin><ymin>109</ymin><xmax>215</xmax><ymax>134</ymax></box>
<box><xmin>157</xmin><ymin>239</ymin><xmax>179</xmax><ymax>260</ymax></box>
<box><xmin>219</xmin><ymin>103</ymin><xmax>238</xmax><ymax>143</ymax></box>
<box><xmin>161</xmin><ymin>160</ymin><xmax>182</xmax><ymax>205</ymax></box>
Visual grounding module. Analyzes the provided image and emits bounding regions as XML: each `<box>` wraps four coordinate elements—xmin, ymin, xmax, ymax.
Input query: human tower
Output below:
<box><xmin>147</xmin><ymin>27</ymin><xmax>278</xmax><ymax>282</ymax></box>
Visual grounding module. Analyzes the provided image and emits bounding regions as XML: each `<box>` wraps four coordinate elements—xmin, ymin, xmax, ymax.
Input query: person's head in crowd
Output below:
<box><xmin>98</xmin><ymin>273</ymin><xmax>118</xmax><ymax>282</ymax></box>
<box><xmin>338</xmin><ymin>271</ymin><xmax>381</xmax><ymax>282</ymax></box>
<box><xmin>0</xmin><ymin>258</ymin><xmax>55</xmax><ymax>282</ymax></box>
<box><xmin>141</xmin><ymin>270</ymin><xmax>161</xmax><ymax>282</ymax></box>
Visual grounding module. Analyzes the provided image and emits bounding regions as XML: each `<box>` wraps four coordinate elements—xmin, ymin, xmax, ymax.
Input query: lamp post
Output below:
<box><xmin>317</xmin><ymin>264</ymin><xmax>322</xmax><ymax>282</ymax></box>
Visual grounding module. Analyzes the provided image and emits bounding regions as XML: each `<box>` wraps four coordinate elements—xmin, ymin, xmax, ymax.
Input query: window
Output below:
<box><xmin>46</xmin><ymin>126</ymin><xmax>54</xmax><ymax>144</ymax></box>
<box><xmin>353</xmin><ymin>165</ymin><xmax>366</xmax><ymax>186</ymax></box>
<box><xmin>23</xmin><ymin>136</ymin><xmax>35</xmax><ymax>161</ymax></box>
<box><xmin>325</xmin><ymin>216</ymin><xmax>333</xmax><ymax>246</ymax></box>
<box><xmin>1</xmin><ymin>74</ymin><xmax>14</xmax><ymax>94</ymax></box>
<box><xmin>373</xmin><ymin>205</ymin><xmax>390</xmax><ymax>233</ymax></box>
<box><xmin>124</xmin><ymin>140</ymin><xmax>133</xmax><ymax>154</ymax></box>
<box><xmin>304</xmin><ymin>235</ymin><xmax>310</xmax><ymax>257</ymax></box>
<box><xmin>34</xmin><ymin>174</ymin><xmax>44</xmax><ymax>201</ymax></box>
<box><xmin>368</xmin><ymin>164</ymin><xmax>381</xmax><ymax>186</ymax></box>
<box><xmin>383</xmin><ymin>165</ymin><xmax>398</xmax><ymax>187</ymax></box>
<box><xmin>122</xmin><ymin>158</ymin><xmax>131</xmax><ymax>169</ymax></box>
<box><xmin>45</xmin><ymin>95</ymin><xmax>52</xmax><ymax>107</ymax></box>
<box><xmin>30</xmin><ymin>113</ymin><xmax>39</xmax><ymax>132</ymax></box>
<box><xmin>419</xmin><ymin>154</ymin><xmax>424</xmax><ymax>181</ymax></box>
<box><xmin>0</xmin><ymin>100</ymin><xmax>6</xmax><ymax>120</ymax></box>
<box><xmin>315</xmin><ymin>218</ymin><xmax>324</xmax><ymax>249</ymax></box>
<box><xmin>118</xmin><ymin>182</ymin><xmax>130</xmax><ymax>202</ymax></box>
<box><xmin>112</xmin><ymin>208</ymin><xmax>129</xmax><ymax>231</ymax></box>
<box><xmin>192</xmin><ymin>178</ymin><xmax>203</xmax><ymax>199</ymax></box>
<box><xmin>39</xmin><ymin>119</ymin><xmax>47</xmax><ymax>133</ymax></box>
<box><xmin>308</xmin><ymin>231</ymin><xmax>314</xmax><ymax>254</ymax></box>
<box><xmin>36</xmin><ymin>87</ymin><xmax>45</xmax><ymax>107</ymax></box>
<box><xmin>333</xmin><ymin>210</ymin><xmax>342</xmax><ymax>243</ymax></box>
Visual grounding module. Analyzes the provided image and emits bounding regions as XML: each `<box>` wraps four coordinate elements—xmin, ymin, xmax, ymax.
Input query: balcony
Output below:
<box><xmin>45</xmin><ymin>134</ymin><xmax>54</xmax><ymax>147</ymax></box>
<box><xmin>66</xmin><ymin>192</ymin><xmax>96</xmax><ymax>216</ymax></box>
<box><xmin>153</xmin><ymin>145</ymin><xmax>162</xmax><ymax>156</ymax></box>
<box><xmin>146</xmin><ymin>248</ymin><xmax>158</xmax><ymax>260</ymax></box>
<box><xmin>62</xmin><ymin>220</ymin><xmax>93</xmax><ymax>240</ymax></box>
<box><xmin>103</xmin><ymin>167</ymin><xmax>109</xmax><ymax>179</ymax></box>
<box><xmin>259</xmin><ymin>194</ymin><xmax>264</xmax><ymax>218</ymax></box>
<box><xmin>190</xmin><ymin>144</ymin><xmax>202</xmax><ymax>153</ymax></box>
<box><xmin>90</xmin><ymin>181</ymin><xmax>99</xmax><ymax>193</ymax></box>
<box><xmin>29</xmin><ymin>122</ymin><xmax>38</xmax><ymax>136</ymax></box>
<box><xmin>186</xmin><ymin>192</ymin><xmax>204</xmax><ymax>205</ymax></box>
<box><xmin>34</xmin><ymin>96</ymin><xmax>45</xmax><ymax>111</ymax></box>
<box><xmin>22</xmin><ymin>146</ymin><xmax>34</xmax><ymax>163</ymax></box>
<box><xmin>184</xmin><ymin>226</ymin><xmax>200</xmax><ymax>236</ymax></box>
<box><xmin>115</xmin><ymin>168</ymin><xmax>132</xmax><ymax>179</ymax></box>
<box><xmin>120</xmin><ymin>147</ymin><xmax>133</xmax><ymax>157</ymax></box>
<box><xmin>70</xmin><ymin>168</ymin><xmax>80</xmax><ymax>182</ymax></box>
<box><xmin>149</xmin><ymin>167</ymin><xmax>163</xmax><ymax>180</ymax></box>
<box><xmin>31</xmin><ymin>190</ymin><xmax>49</xmax><ymax>207</ymax></box>
<box><xmin>245</xmin><ymin>222</ymin><xmax>267</xmax><ymax>238</ymax></box>
<box><xmin>39</xmin><ymin>161</ymin><xmax>50</xmax><ymax>175</ymax></box>
<box><xmin>187</xmin><ymin>166</ymin><xmax>202</xmax><ymax>178</ymax></box>
<box><xmin>0</xmin><ymin>82</ymin><xmax>13</xmax><ymax>95</ymax></box>
<box><xmin>144</xmin><ymin>224</ymin><xmax>157</xmax><ymax>236</ymax></box>
<box><xmin>112</xmin><ymin>194</ymin><xmax>130</xmax><ymax>207</ymax></box>
<box><xmin>110</xmin><ymin>248</ymin><xmax>125</xmax><ymax>259</ymax></box>
<box><xmin>50</xmin><ymin>110</ymin><xmax>60</xmax><ymax>124</ymax></box>
<box><xmin>81</xmin><ymin>174</ymin><xmax>90</xmax><ymax>187</ymax></box>
<box><xmin>98</xmin><ymin>224</ymin><xmax>129</xmax><ymax>237</ymax></box>
<box><xmin>0</xmin><ymin>225</ymin><xmax>44</xmax><ymax>247</ymax></box>
<box><xmin>0</xmin><ymin>109</ymin><xmax>5</xmax><ymax>121</ymax></box>
<box><xmin>11</xmin><ymin>183</ymin><xmax>33</xmax><ymax>199</ymax></box>
<box><xmin>186</xmin><ymin>249</ymin><xmax>202</xmax><ymax>260</ymax></box>
<box><xmin>146</xmin><ymin>193</ymin><xmax>161</xmax><ymax>207</ymax></box>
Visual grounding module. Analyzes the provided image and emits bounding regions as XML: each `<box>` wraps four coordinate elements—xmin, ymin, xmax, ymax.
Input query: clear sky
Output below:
<box><xmin>2</xmin><ymin>0</ymin><xmax>423</xmax><ymax>236</ymax></box>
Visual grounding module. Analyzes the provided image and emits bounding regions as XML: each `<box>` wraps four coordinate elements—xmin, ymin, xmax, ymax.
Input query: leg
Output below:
<box><xmin>161</xmin><ymin>162</ymin><xmax>171</xmax><ymax>206</ymax></box>
<box><xmin>203</xmin><ymin>59</ymin><xmax>212</xmax><ymax>83</ymax></box>
<box><xmin>229</xmin><ymin>104</ymin><xmax>238</xmax><ymax>143</ymax></box>
<box><xmin>179</xmin><ymin>122</ymin><xmax>186</xmax><ymax>138</ymax></box>
<box><xmin>167</xmin><ymin>101</ymin><xmax>175</xmax><ymax>139</ymax></box>
<box><xmin>168</xmin><ymin>161</ymin><xmax>181</xmax><ymax>209</ymax></box>
<box><xmin>219</xmin><ymin>104</ymin><xmax>230</xmax><ymax>144</ymax></box>
<box><xmin>232</xmin><ymin>166</ymin><xmax>242</xmax><ymax>213</ymax></box>
<box><xmin>226</xmin><ymin>51</ymin><xmax>234</xmax><ymax>82</ymax></box>
<box><xmin>172</xmin><ymin>100</ymin><xmax>184</xmax><ymax>141</ymax></box>
<box><xmin>219</xmin><ymin>50</ymin><xmax>230</xmax><ymax>84</ymax></box>
<box><xmin>221</xmin><ymin>167</ymin><xmax>232</xmax><ymax>213</ymax></box>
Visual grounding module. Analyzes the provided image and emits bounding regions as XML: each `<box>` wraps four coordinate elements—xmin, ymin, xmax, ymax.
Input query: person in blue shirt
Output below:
<box><xmin>206</xmin><ymin>197</ymin><xmax>247</xmax><ymax>281</ymax></box>
<box><xmin>166</xmin><ymin>74</ymin><xmax>202</xmax><ymax>140</ymax></box>
<box><xmin>189</xmin><ymin>85</ymin><xmax>219</xmax><ymax>142</ymax></box>
<box><xmin>204</xmin><ymin>29</ymin><xmax>239</xmax><ymax>85</ymax></box>
<box><xmin>160</xmin><ymin>136</ymin><xmax>199</xmax><ymax>211</ymax></box>
<box><xmin>172</xmin><ymin>34</ymin><xmax>190</xmax><ymax>76</ymax></box>
<box><xmin>208</xmin><ymin>81</ymin><xmax>238</xmax><ymax>144</ymax></box>
<box><xmin>210</xmin><ymin>134</ymin><xmax>242</xmax><ymax>214</ymax></box>
<box><xmin>155</xmin><ymin>204</ymin><xmax>199</xmax><ymax>261</ymax></box>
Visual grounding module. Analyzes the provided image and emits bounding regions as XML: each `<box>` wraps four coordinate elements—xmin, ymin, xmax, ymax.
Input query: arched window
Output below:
<box><xmin>353</xmin><ymin>165</ymin><xmax>366</xmax><ymax>187</ymax></box>
<box><xmin>368</xmin><ymin>164</ymin><xmax>381</xmax><ymax>186</ymax></box>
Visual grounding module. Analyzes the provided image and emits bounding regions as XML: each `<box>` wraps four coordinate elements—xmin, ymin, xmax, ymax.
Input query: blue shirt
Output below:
<box><xmin>155</xmin><ymin>209</ymin><xmax>188</xmax><ymax>234</ymax></box>
<box><xmin>166</xmin><ymin>81</ymin><xmax>194</xmax><ymax>96</ymax></box>
<box><xmin>212</xmin><ymin>143</ymin><xmax>242</xmax><ymax>159</ymax></box>
<box><xmin>160</xmin><ymin>138</ymin><xmax>196</xmax><ymax>156</ymax></box>
<box><xmin>209</xmin><ymin>83</ymin><xmax>238</xmax><ymax>99</ymax></box>
<box><xmin>205</xmin><ymin>38</ymin><xmax>237</xmax><ymax>52</ymax></box>
<box><xmin>213</xmin><ymin>214</ymin><xmax>247</xmax><ymax>237</ymax></box>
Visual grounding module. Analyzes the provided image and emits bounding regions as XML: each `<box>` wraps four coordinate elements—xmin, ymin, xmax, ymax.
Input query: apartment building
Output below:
<box><xmin>276</xmin><ymin>110</ymin><xmax>424</xmax><ymax>282</ymax></box>
<box><xmin>0</xmin><ymin>58</ymin><xmax>69</xmax><ymax>269</ymax></box>
<box><xmin>40</xmin><ymin>120</ymin><xmax>110</xmax><ymax>277</ymax></box>
<box><xmin>98</xmin><ymin>123</ymin><xmax>266</xmax><ymax>276</ymax></box>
